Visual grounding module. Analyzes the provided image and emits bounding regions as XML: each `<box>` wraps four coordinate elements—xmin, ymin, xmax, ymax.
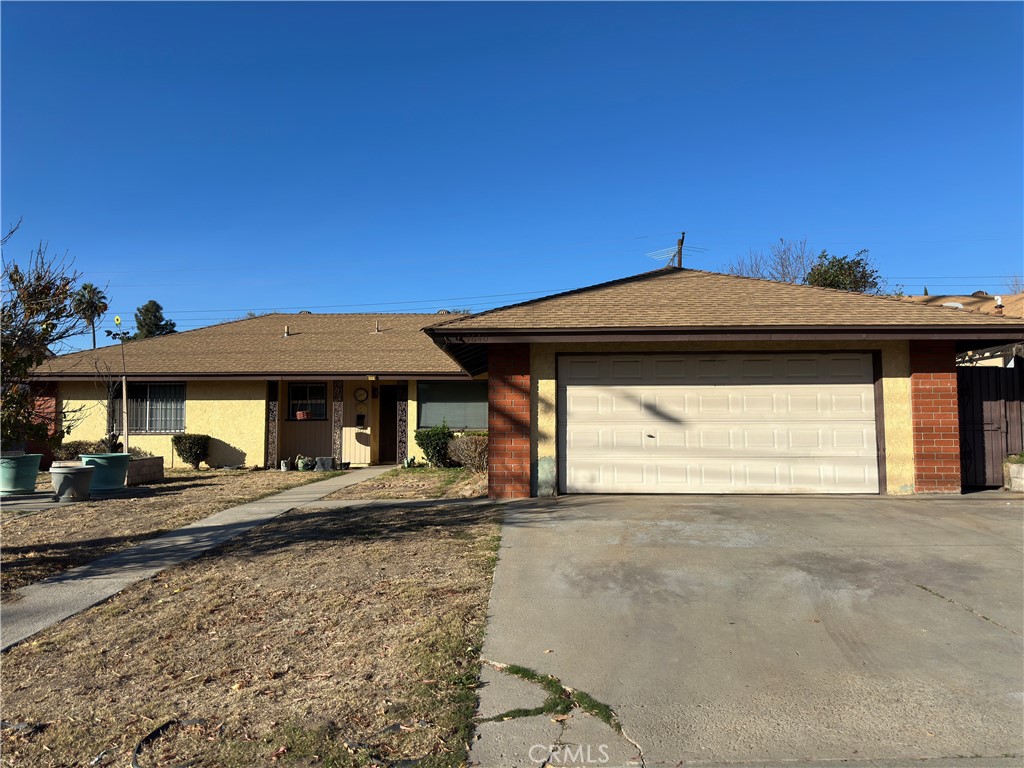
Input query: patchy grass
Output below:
<box><xmin>1</xmin><ymin>468</ymin><xmax>344</xmax><ymax>594</ymax></box>
<box><xmin>484</xmin><ymin>664</ymin><xmax>623</xmax><ymax>734</ymax></box>
<box><xmin>326</xmin><ymin>466</ymin><xmax>487</xmax><ymax>501</ymax></box>
<box><xmin>1</xmin><ymin>500</ymin><xmax>501</xmax><ymax>767</ymax></box>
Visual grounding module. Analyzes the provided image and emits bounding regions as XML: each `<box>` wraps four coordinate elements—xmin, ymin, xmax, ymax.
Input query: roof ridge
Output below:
<box><xmin>426</xmin><ymin>265</ymin><xmax>681</xmax><ymax>329</ymax></box>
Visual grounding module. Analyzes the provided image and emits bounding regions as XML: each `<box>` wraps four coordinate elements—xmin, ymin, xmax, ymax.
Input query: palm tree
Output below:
<box><xmin>71</xmin><ymin>283</ymin><xmax>109</xmax><ymax>349</ymax></box>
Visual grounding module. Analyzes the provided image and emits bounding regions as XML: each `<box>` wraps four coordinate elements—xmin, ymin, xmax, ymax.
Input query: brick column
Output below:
<box><xmin>910</xmin><ymin>340</ymin><xmax>961</xmax><ymax>493</ymax></box>
<box><xmin>488</xmin><ymin>344</ymin><xmax>531</xmax><ymax>499</ymax></box>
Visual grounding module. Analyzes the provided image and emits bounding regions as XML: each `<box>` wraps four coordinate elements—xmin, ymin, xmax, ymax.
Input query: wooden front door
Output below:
<box><xmin>958</xmin><ymin>366</ymin><xmax>1024</xmax><ymax>486</ymax></box>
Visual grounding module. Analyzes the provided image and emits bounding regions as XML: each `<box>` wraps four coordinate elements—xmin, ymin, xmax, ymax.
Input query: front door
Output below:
<box><xmin>378</xmin><ymin>385</ymin><xmax>399</xmax><ymax>464</ymax></box>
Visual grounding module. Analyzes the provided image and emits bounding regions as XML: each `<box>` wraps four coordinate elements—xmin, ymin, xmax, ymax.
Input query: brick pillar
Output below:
<box><xmin>910</xmin><ymin>340</ymin><xmax>961</xmax><ymax>493</ymax></box>
<box><xmin>488</xmin><ymin>344</ymin><xmax>531</xmax><ymax>499</ymax></box>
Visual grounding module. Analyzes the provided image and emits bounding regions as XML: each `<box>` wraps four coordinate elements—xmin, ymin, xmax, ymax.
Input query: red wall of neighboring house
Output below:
<box><xmin>25</xmin><ymin>382</ymin><xmax>60</xmax><ymax>470</ymax></box>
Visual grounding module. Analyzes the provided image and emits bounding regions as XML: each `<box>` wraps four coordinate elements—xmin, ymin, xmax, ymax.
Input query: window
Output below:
<box><xmin>288</xmin><ymin>383</ymin><xmax>327</xmax><ymax>420</ymax></box>
<box><xmin>111</xmin><ymin>383</ymin><xmax>186</xmax><ymax>433</ymax></box>
<box><xmin>417</xmin><ymin>381</ymin><xmax>487</xmax><ymax>430</ymax></box>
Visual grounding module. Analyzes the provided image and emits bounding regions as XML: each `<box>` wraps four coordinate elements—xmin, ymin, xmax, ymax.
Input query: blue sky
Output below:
<box><xmin>3</xmin><ymin>2</ymin><xmax>1022</xmax><ymax>349</ymax></box>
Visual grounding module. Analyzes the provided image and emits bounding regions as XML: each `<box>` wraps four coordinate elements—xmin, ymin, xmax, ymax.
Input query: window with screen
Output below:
<box><xmin>288</xmin><ymin>383</ymin><xmax>327</xmax><ymax>420</ymax></box>
<box><xmin>110</xmin><ymin>383</ymin><xmax>186</xmax><ymax>433</ymax></box>
<box><xmin>417</xmin><ymin>381</ymin><xmax>488</xmax><ymax>430</ymax></box>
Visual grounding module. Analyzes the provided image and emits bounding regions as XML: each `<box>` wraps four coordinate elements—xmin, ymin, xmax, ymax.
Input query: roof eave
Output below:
<box><xmin>31</xmin><ymin>370</ymin><xmax>473</xmax><ymax>382</ymax></box>
<box><xmin>427</xmin><ymin>325</ymin><xmax>1024</xmax><ymax>344</ymax></box>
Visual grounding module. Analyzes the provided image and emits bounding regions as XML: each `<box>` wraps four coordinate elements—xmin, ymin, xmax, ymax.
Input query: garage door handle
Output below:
<box><xmin>646</xmin><ymin>434</ymin><xmax>655</xmax><ymax>438</ymax></box>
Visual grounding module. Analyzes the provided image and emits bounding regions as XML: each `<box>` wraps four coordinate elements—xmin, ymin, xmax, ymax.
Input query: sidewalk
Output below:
<box><xmin>1</xmin><ymin>466</ymin><xmax>393</xmax><ymax>651</ymax></box>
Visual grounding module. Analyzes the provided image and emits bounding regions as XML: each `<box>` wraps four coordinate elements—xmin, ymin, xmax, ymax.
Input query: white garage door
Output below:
<box><xmin>558</xmin><ymin>353</ymin><xmax>879</xmax><ymax>494</ymax></box>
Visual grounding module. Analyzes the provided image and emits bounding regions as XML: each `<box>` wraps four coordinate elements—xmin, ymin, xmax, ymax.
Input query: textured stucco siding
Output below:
<box><xmin>186</xmin><ymin>381</ymin><xmax>267</xmax><ymax>467</ymax></box>
<box><xmin>58</xmin><ymin>380</ymin><xmax>267</xmax><ymax>468</ymax></box>
<box><xmin>407</xmin><ymin>379</ymin><xmax>419</xmax><ymax>464</ymax></box>
<box><xmin>529</xmin><ymin>340</ymin><xmax>915</xmax><ymax>496</ymax></box>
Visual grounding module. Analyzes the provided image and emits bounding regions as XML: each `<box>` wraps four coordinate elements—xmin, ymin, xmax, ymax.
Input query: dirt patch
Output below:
<box><xmin>1</xmin><ymin>469</ymin><xmax>344</xmax><ymax>594</ymax></box>
<box><xmin>326</xmin><ymin>467</ymin><xmax>487</xmax><ymax>501</ymax></box>
<box><xmin>0</xmin><ymin>501</ymin><xmax>501</xmax><ymax>768</ymax></box>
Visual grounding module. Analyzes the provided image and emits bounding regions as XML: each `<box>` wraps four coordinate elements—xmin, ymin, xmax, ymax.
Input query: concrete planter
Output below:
<box><xmin>127</xmin><ymin>456</ymin><xmax>164</xmax><ymax>486</ymax></box>
<box><xmin>0</xmin><ymin>453</ymin><xmax>42</xmax><ymax>496</ymax></box>
<box><xmin>1004</xmin><ymin>462</ymin><xmax>1024</xmax><ymax>493</ymax></box>
<box><xmin>50</xmin><ymin>464</ymin><xmax>95</xmax><ymax>501</ymax></box>
<box><xmin>79</xmin><ymin>453</ymin><xmax>131</xmax><ymax>491</ymax></box>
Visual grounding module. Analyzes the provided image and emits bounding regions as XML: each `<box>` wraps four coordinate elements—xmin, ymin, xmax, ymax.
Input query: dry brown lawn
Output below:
<box><xmin>326</xmin><ymin>467</ymin><xmax>487</xmax><ymax>501</ymax></box>
<box><xmin>0</xmin><ymin>499</ymin><xmax>501</xmax><ymax>767</ymax></box>
<box><xmin>1</xmin><ymin>469</ymin><xmax>344</xmax><ymax>595</ymax></box>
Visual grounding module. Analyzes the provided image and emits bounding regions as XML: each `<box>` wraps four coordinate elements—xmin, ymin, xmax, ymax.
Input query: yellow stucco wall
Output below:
<box><xmin>407</xmin><ymin>380</ymin><xmax>419</xmax><ymax>464</ymax></box>
<box><xmin>530</xmin><ymin>340</ymin><xmax>915</xmax><ymax>495</ymax></box>
<box><xmin>58</xmin><ymin>380</ymin><xmax>267</xmax><ymax>469</ymax></box>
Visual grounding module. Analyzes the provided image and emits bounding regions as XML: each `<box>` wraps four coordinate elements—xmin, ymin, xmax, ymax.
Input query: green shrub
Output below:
<box><xmin>171</xmin><ymin>433</ymin><xmax>211</xmax><ymax>469</ymax></box>
<box><xmin>52</xmin><ymin>440</ymin><xmax>101</xmax><ymax>460</ymax></box>
<box><xmin>53</xmin><ymin>438</ymin><xmax>154</xmax><ymax>461</ymax></box>
<box><xmin>448</xmin><ymin>434</ymin><xmax>488</xmax><ymax>472</ymax></box>
<box><xmin>414</xmin><ymin>421</ymin><xmax>455</xmax><ymax>467</ymax></box>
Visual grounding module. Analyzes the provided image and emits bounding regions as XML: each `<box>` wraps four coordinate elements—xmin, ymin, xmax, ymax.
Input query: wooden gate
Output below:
<box><xmin>958</xmin><ymin>366</ymin><xmax>1024</xmax><ymax>486</ymax></box>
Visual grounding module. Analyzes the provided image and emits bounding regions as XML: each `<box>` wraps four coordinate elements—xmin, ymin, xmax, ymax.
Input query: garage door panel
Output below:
<box><xmin>568</xmin><ymin>386</ymin><xmax>872</xmax><ymax>422</ymax></box>
<box><xmin>559</xmin><ymin>353</ymin><xmax>879</xmax><ymax>494</ymax></box>
<box><xmin>565</xmin><ymin>457</ymin><xmax>878</xmax><ymax>494</ymax></box>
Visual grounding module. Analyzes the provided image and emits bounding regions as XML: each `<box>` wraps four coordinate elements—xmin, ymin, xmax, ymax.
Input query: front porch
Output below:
<box><xmin>266</xmin><ymin>379</ymin><xmax>411</xmax><ymax>470</ymax></box>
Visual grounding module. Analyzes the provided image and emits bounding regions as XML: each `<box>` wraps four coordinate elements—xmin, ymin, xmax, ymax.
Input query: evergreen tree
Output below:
<box><xmin>134</xmin><ymin>300</ymin><xmax>176</xmax><ymax>339</ymax></box>
<box><xmin>804</xmin><ymin>250</ymin><xmax>882</xmax><ymax>293</ymax></box>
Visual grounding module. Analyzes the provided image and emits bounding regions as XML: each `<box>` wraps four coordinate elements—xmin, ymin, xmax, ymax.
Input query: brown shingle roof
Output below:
<box><xmin>429</xmin><ymin>267</ymin><xmax>1024</xmax><ymax>332</ymax></box>
<box><xmin>35</xmin><ymin>313</ymin><xmax>467</xmax><ymax>379</ymax></box>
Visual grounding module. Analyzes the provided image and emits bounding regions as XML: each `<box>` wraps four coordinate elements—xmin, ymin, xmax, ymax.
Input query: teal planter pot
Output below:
<box><xmin>0</xmin><ymin>453</ymin><xmax>43</xmax><ymax>496</ymax></box>
<box><xmin>79</xmin><ymin>453</ymin><xmax>131</xmax><ymax>491</ymax></box>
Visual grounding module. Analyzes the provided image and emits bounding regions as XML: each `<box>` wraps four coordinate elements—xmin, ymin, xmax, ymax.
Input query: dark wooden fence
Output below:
<box><xmin>958</xmin><ymin>365</ymin><xmax>1024</xmax><ymax>486</ymax></box>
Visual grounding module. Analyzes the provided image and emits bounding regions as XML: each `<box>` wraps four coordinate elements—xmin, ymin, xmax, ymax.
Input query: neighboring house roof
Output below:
<box><xmin>426</xmin><ymin>268</ymin><xmax>1024</xmax><ymax>374</ymax></box>
<box><xmin>34</xmin><ymin>313</ymin><xmax>468</xmax><ymax>380</ymax></box>
<box><xmin>906</xmin><ymin>292</ymin><xmax>1024</xmax><ymax>319</ymax></box>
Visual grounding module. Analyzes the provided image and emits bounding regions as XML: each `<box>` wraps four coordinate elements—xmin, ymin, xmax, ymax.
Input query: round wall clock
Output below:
<box><xmin>354</xmin><ymin>387</ymin><xmax>369</xmax><ymax>402</ymax></box>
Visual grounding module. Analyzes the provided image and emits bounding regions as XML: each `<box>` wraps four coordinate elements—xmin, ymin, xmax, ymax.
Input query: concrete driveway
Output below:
<box><xmin>471</xmin><ymin>494</ymin><xmax>1023</xmax><ymax>768</ymax></box>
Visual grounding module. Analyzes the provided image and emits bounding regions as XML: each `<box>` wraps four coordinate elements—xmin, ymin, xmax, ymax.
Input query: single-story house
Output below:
<box><xmin>33</xmin><ymin>267</ymin><xmax>1024</xmax><ymax>497</ymax></box>
<box><xmin>32</xmin><ymin>313</ymin><xmax>487</xmax><ymax>469</ymax></box>
<box><xmin>425</xmin><ymin>267</ymin><xmax>1024</xmax><ymax>498</ymax></box>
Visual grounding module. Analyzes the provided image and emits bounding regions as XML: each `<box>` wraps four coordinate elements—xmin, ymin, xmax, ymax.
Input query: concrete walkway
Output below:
<box><xmin>1</xmin><ymin>466</ymin><xmax>393</xmax><ymax>650</ymax></box>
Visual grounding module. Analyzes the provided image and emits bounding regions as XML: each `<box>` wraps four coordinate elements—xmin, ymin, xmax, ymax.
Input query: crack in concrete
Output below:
<box><xmin>913</xmin><ymin>583</ymin><xmax>1019</xmax><ymax>635</ymax></box>
<box><xmin>480</xmin><ymin>658</ymin><xmax>646</xmax><ymax>765</ymax></box>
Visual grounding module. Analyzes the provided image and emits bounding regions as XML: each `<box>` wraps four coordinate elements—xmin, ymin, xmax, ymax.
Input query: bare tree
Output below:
<box><xmin>1005</xmin><ymin>274</ymin><xmax>1024</xmax><ymax>295</ymax></box>
<box><xmin>726</xmin><ymin>238</ymin><xmax>817</xmax><ymax>283</ymax></box>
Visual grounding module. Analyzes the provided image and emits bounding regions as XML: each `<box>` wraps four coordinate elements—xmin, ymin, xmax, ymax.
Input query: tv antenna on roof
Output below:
<box><xmin>645</xmin><ymin>231</ymin><xmax>709</xmax><ymax>267</ymax></box>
